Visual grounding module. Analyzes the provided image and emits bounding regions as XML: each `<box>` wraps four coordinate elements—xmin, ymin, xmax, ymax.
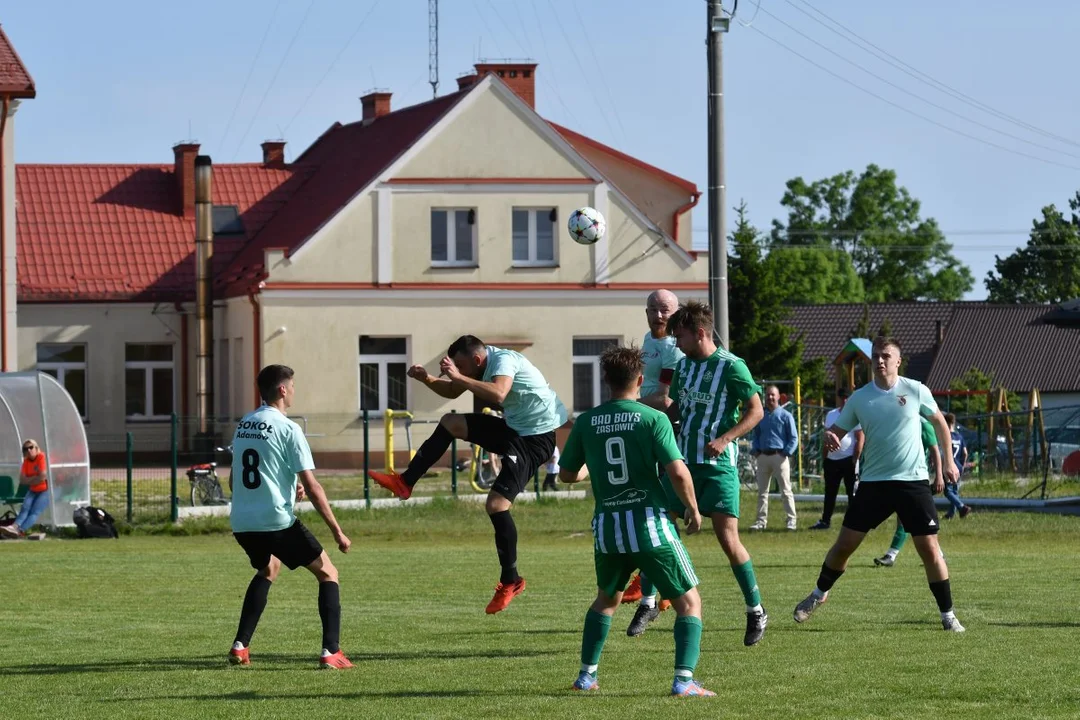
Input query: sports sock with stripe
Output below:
<box><xmin>731</xmin><ymin>560</ymin><xmax>762</xmax><ymax>608</ymax></box>
<box><xmin>674</xmin><ymin>616</ymin><xmax>702</xmax><ymax>678</ymax></box>
<box><xmin>580</xmin><ymin>609</ymin><xmax>611</xmax><ymax>671</ymax></box>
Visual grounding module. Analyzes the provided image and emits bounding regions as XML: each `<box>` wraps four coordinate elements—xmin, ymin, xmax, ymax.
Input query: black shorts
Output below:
<box><xmin>466</xmin><ymin>413</ymin><xmax>556</xmax><ymax>502</ymax></box>
<box><xmin>234</xmin><ymin>518</ymin><xmax>323</xmax><ymax>570</ymax></box>
<box><xmin>842</xmin><ymin>481</ymin><xmax>940</xmax><ymax>536</ymax></box>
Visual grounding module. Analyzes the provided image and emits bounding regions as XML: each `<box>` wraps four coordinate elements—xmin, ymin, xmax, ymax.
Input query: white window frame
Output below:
<box><xmin>125</xmin><ymin>344</ymin><xmax>175</xmax><ymax>421</ymax></box>
<box><xmin>572</xmin><ymin>337</ymin><xmax>619</xmax><ymax>415</ymax></box>
<box><xmin>358</xmin><ymin>337</ymin><xmax>410</xmax><ymax>414</ymax></box>
<box><xmin>512</xmin><ymin>207</ymin><xmax>558</xmax><ymax>267</ymax></box>
<box><xmin>430</xmin><ymin>208</ymin><xmax>478</xmax><ymax>267</ymax></box>
<box><xmin>37</xmin><ymin>343</ymin><xmax>88</xmax><ymax>421</ymax></box>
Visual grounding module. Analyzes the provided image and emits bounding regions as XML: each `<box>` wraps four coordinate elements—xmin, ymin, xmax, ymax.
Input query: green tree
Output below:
<box><xmin>728</xmin><ymin>201</ymin><xmax>808</xmax><ymax>384</ymax></box>
<box><xmin>763</xmin><ymin>246</ymin><xmax>864</xmax><ymax>305</ymax></box>
<box><xmin>985</xmin><ymin>193</ymin><xmax>1080</xmax><ymax>303</ymax></box>
<box><xmin>771</xmin><ymin>164</ymin><xmax>973</xmax><ymax>302</ymax></box>
<box><xmin>946</xmin><ymin>367</ymin><xmax>1020</xmax><ymax>419</ymax></box>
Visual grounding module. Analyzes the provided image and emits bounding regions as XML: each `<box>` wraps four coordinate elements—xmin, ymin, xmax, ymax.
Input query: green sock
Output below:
<box><xmin>580</xmin><ymin>609</ymin><xmax>612</xmax><ymax>669</ymax></box>
<box><xmin>674</xmin><ymin>616</ymin><xmax>702</xmax><ymax>676</ymax></box>
<box><xmin>890</xmin><ymin>523</ymin><xmax>908</xmax><ymax>552</ymax></box>
<box><xmin>732</xmin><ymin>560</ymin><xmax>762</xmax><ymax>607</ymax></box>
<box><xmin>640</xmin><ymin>574</ymin><xmax>656</xmax><ymax>598</ymax></box>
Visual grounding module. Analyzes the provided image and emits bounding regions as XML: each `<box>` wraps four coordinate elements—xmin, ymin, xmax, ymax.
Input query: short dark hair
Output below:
<box><xmin>872</xmin><ymin>335</ymin><xmax>902</xmax><ymax>354</ymax></box>
<box><xmin>944</xmin><ymin>412</ymin><xmax>956</xmax><ymax>426</ymax></box>
<box><xmin>257</xmin><ymin>364</ymin><xmax>294</xmax><ymax>403</ymax></box>
<box><xmin>448</xmin><ymin>335</ymin><xmax>486</xmax><ymax>358</ymax></box>
<box><xmin>601</xmin><ymin>345</ymin><xmax>645</xmax><ymax>392</ymax></box>
<box><xmin>837</xmin><ymin>387</ymin><xmax>850</xmax><ymax>398</ymax></box>
<box><xmin>667</xmin><ymin>300</ymin><xmax>713</xmax><ymax>336</ymax></box>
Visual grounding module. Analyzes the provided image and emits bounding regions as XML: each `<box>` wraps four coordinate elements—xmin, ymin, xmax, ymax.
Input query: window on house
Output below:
<box><xmin>359</xmin><ymin>336</ymin><xmax>408</xmax><ymax>413</ymax></box>
<box><xmin>431</xmin><ymin>209</ymin><xmax>477</xmax><ymax>266</ymax></box>
<box><xmin>512</xmin><ymin>208</ymin><xmax>557</xmax><ymax>266</ymax></box>
<box><xmin>212</xmin><ymin>205</ymin><xmax>245</xmax><ymax>235</ymax></box>
<box><xmin>572</xmin><ymin>338</ymin><xmax>619</xmax><ymax>413</ymax></box>
<box><xmin>37</xmin><ymin>343</ymin><xmax>88</xmax><ymax>419</ymax></box>
<box><xmin>125</xmin><ymin>344</ymin><xmax>174</xmax><ymax>420</ymax></box>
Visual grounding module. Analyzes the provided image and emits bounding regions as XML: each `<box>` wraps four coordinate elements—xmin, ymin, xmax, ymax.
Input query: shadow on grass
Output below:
<box><xmin>110</xmin><ymin>689</ymin><xmax>496</xmax><ymax>702</ymax></box>
<box><xmin>1</xmin><ymin>648</ymin><xmax>558</xmax><ymax>676</ymax></box>
<box><xmin>986</xmin><ymin>621</ymin><xmax>1080</xmax><ymax>628</ymax></box>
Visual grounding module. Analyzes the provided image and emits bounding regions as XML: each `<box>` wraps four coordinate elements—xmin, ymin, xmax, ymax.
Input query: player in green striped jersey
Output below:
<box><xmin>560</xmin><ymin>345</ymin><xmax>715</xmax><ymax>697</ymax></box>
<box><xmin>649</xmin><ymin>300</ymin><xmax>770</xmax><ymax>647</ymax></box>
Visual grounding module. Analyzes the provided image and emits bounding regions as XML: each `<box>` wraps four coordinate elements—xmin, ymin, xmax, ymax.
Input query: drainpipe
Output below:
<box><xmin>248</xmin><ymin>290</ymin><xmax>261</xmax><ymax>407</ymax></box>
<box><xmin>0</xmin><ymin>95</ymin><xmax>10</xmax><ymax>371</ymax></box>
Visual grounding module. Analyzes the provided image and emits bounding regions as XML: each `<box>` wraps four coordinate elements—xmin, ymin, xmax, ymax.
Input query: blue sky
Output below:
<box><xmin>5</xmin><ymin>0</ymin><xmax>1078</xmax><ymax>299</ymax></box>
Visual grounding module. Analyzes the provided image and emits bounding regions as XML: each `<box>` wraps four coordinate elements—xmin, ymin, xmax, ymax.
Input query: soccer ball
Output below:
<box><xmin>567</xmin><ymin>206</ymin><xmax>606</xmax><ymax>245</ymax></box>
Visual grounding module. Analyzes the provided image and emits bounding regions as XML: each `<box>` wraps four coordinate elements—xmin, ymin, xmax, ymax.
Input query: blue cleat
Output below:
<box><xmin>671</xmin><ymin>677</ymin><xmax>716</xmax><ymax>697</ymax></box>
<box><xmin>572</xmin><ymin>671</ymin><xmax>599</xmax><ymax>691</ymax></box>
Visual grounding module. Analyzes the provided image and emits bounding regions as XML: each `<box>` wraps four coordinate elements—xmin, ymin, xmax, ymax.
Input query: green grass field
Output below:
<box><xmin>4</xmin><ymin>500</ymin><xmax>1080</xmax><ymax>718</ymax></box>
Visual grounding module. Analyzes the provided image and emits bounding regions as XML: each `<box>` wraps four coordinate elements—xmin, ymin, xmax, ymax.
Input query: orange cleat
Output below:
<box><xmin>486</xmin><ymin>577</ymin><xmax>527</xmax><ymax>614</ymax></box>
<box><xmin>659</xmin><ymin>599</ymin><xmax>672</xmax><ymax>612</ymax></box>
<box><xmin>368</xmin><ymin>471</ymin><xmax>412</xmax><ymax>500</ymax></box>
<box><xmin>319</xmin><ymin>650</ymin><xmax>354</xmax><ymax>669</ymax></box>
<box><xmin>621</xmin><ymin>574</ymin><xmax>643</xmax><ymax>604</ymax></box>
<box><xmin>228</xmin><ymin>646</ymin><xmax>250</xmax><ymax>666</ymax></box>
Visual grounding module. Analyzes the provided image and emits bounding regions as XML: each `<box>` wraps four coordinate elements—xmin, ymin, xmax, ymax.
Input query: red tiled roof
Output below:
<box><xmin>0</xmin><ymin>25</ymin><xmax>35</xmax><ymax>97</ymax></box>
<box><xmin>16</xmin><ymin>164</ymin><xmax>305</xmax><ymax>301</ymax></box>
<box><xmin>16</xmin><ymin>79</ymin><xmax>699</xmax><ymax>302</ymax></box>
<box><xmin>923</xmin><ymin>305</ymin><xmax>1080</xmax><ymax>392</ymax></box>
<box><xmin>218</xmin><ymin>90</ymin><xmax>469</xmax><ymax>295</ymax></box>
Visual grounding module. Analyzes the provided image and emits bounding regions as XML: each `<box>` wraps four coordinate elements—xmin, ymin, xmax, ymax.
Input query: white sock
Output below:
<box><xmin>885</xmin><ymin>549</ymin><xmax>899</xmax><ymax>560</ymax></box>
<box><xmin>747</xmin><ymin>604</ymin><xmax>763</xmax><ymax>614</ymax></box>
<box><xmin>675</xmin><ymin>671</ymin><xmax>693</xmax><ymax>681</ymax></box>
<box><xmin>941</xmin><ymin>609</ymin><xmax>955</xmax><ymax>621</ymax></box>
<box><xmin>321</xmin><ymin>649</ymin><xmax>335</xmax><ymax>658</ymax></box>
<box><xmin>640</xmin><ymin>595</ymin><xmax>657</xmax><ymax>608</ymax></box>
<box><xmin>811</xmin><ymin>587</ymin><xmax>827</xmax><ymax>601</ymax></box>
<box><xmin>232</xmin><ymin>641</ymin><xmax>245</xmax><ymax>651</ymax></box>
<box><xmin>581</xmin><ymin>663</ymin><xmax>598</xmax><ymax>675</ymax></box>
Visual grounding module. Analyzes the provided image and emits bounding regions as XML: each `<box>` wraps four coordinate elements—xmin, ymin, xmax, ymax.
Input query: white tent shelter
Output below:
<box><xmin>0</xmin><ymin>372</ymin><xmax>90</xmax><ymax>527</ymax></box>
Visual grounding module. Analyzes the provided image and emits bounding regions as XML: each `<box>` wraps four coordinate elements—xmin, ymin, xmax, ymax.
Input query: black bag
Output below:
<box><xmin>73</xmin><ymin>506</ymin><xmax>119</xmax><ymax>539</ymax></box>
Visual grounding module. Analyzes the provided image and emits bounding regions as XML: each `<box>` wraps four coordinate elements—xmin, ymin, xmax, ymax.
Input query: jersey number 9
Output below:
<box><xmin>605</xmin><ymin>437</ymin><xmax>629</xmax><ymax>485</ymax></box>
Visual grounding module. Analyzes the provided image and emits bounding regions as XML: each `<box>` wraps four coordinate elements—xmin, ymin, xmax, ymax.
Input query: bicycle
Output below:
<box><xmin>467</xmin><ymin>408</ymin><xmax>503</xmax><ymax>493</ymax></box>
<box><xmin>187</xmin><ymin>446</ymin><xmax>232</xmax><ymax>506</ymax></box>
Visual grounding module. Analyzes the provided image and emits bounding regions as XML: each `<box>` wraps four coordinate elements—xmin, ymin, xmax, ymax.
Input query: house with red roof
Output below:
<box><xmin>13</xmin><ymin>59</ymin><xmax>707</xmax><ymax>461</ymax></box>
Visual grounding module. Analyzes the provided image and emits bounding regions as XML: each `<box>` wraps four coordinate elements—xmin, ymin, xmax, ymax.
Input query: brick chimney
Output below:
<box><xmin>261</xmin><ymin>140</ymin><xmax>286</xmax><ymax>169</ymax></box>
<box><xmin>474</xmin><ymin>61</ymin><xmax>537</xmax><ymax>108</ymax></box>
<box><xmin>456</xmin><ymin>73</ymin><xmax>479</xmax><ymax>91</ymax></box>
<box><xmin>361</xmin><ymin>90</ymin><xmax>392</xmax><ymax>125</ymax></box>
<box><xmin>173</xmin><ymin>142</ymin><xmax>199</xmax><ymax>217</ymax></box>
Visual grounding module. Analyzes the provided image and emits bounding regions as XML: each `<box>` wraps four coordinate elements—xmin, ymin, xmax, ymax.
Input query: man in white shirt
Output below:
<box><xmin>810</xmin><ymin>388</ymin><xmax>863</xmax><ymax>530</ymax></box>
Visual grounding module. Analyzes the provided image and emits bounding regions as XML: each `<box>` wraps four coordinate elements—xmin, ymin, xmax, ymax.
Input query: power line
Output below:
<box><xmin>748</xmin><ymin>25</ymin><xmax>1080</xmax><ymax>172</ymax></box>
<box><xmin>230</xmin><ymin>0</ymin><xmax>317</xmax><ymax>161</ymax></box>
<box><xmin>785</xmin><ymin>0</ymin><xmax>1080</xmax><ymax>151</ymax></box>
<box><xmin>214</xmin><ymin>1</ymin><xmax>283</xmax><ymax>157</ymax></box>
<box><xmin>282</xmin><ymin>0</ymin><xmax>382</xmax><ymax>137</ymax></box>
<box><xmin>757</xmin><ymin>5</ymin><xmax>1080</xmax><ymax>162</ymax></box>
<box><xmin>568</xmin><ymin>1</ymin><xmax>630</xmax><ymax>147</ymax></box>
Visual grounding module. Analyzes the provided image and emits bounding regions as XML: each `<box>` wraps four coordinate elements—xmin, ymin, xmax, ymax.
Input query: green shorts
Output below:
<box><xmin>594</xmin><ymin>542</ymin><xmax>699</xmax><ymax>601</ymax></box>
<box><xmin>662</xmin><ymin>463</ymin><xmax>741</xmax><ymax>518</ymax></box>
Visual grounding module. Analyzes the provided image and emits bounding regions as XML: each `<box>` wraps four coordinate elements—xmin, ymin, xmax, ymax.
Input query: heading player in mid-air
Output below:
<box><xmin>560</xmin><ymin>345</ymin><xmax>714</xmax><ymax>697</ymax></box>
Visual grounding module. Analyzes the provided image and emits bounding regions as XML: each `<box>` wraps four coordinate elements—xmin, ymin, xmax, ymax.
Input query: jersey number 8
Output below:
<box><xmin>605</xmin><ymin>437</ymin><xmax>629</xmax><ymax>485</ymax></box>
<box><xmin>241</xmin><ymin>448</ymin><xmax>262</xmax><ymax>489</ymax></box>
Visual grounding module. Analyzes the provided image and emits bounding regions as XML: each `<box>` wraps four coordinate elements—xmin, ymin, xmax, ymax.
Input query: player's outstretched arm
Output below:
<box><xmin>298</xmin><ymin>470</ymin><xmax>351</xmax><ymax>553</ymax></box>
<box><xmin>664</xmin><ymin>459</ymin><xmax>701</xmax><ymax>535</ymax></box>
<box><xmin>408</xmin><ymin>364</ymin><xmax>465</xmax><ymax>399</ymax></box>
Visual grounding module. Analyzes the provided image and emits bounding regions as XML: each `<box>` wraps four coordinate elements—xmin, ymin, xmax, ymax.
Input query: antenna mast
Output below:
<box><xmin>428</xmin><ymin>0</ymin><xmax>439</xmax><ymax>98</ymax></box>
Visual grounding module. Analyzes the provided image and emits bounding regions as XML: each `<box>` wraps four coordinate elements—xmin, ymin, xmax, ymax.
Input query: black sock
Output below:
<box><xmin>489</xmin><ymin>510</ymin><xmax>520</xmax><ymax>584</ymax></box>
<box><xmin>318</xmin><ymin>581</ymin><xmax>342</xmax><ymax>654</ymax></box>
<box><xmin>402</xmin><ymin>424</ymin><xmax>454</xmax><ymax>486</ymax></box>
<box><xmin>816</xmin><ymin>563</ymin><xmax>845</xmax><ymax>593</ymax></box>
<box><xmin>928</xmin><ymin>578</ymin><xmax>953</xmax><ymax>613</ymax></box>
<box><xmin>234</xmin><ymin>575</ymin><xmax>272</xmax><ymax>647</ymax></box>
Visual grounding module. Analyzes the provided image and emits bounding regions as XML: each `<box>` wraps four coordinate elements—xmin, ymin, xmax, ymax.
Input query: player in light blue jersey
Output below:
<box><xmin>369</xmin><ymin>335</ymin><xmax>569</xmax><ymax>614</ymax></box>
<box><xmin>228</xmin><ymin>365</ymin><xmax>353</xmax><ymax>669</ymax></box>
<box><xmin>793</xmin><ymin>337</ymin><xmax>966</xmax><ymax>633</ymax></box>
<box><xmin>623</xmin><ymin>289</ymin><xmax>683</xmax><ymax>618</ymax></box>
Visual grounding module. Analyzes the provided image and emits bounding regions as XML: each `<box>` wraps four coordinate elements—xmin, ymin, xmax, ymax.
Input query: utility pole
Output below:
<box><xmin>707</xmin><ymin>0</ymin><xmax>731</xmax><ymax>348</ymax></box>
